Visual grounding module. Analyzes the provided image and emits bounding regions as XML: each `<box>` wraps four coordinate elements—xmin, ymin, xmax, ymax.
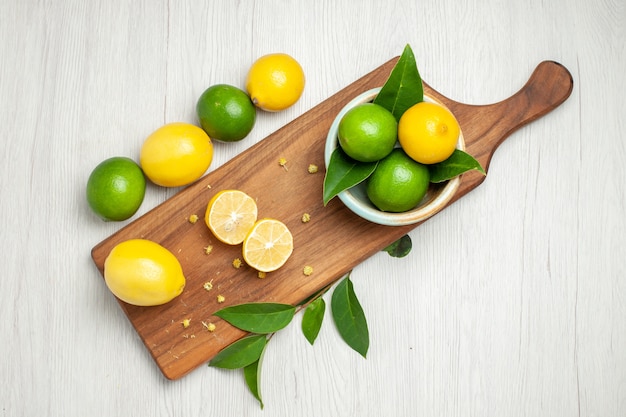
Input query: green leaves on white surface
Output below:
<box><xmin>208</xmin><ymin>274</ymin><xmax>370</xmax><ymax>408</ymax></box>
<box><xmin>383</xmin><ymin>234</ymin><xmax>413</xmax><ymax>258</ymax></box>
<box><xmin>301</xmin><ymin>297</ymin><xmax>326</xmax><ymax>345</ymax></box>
<box><xmin>243</xmin><ymin>357</ymin><xmax>265</xmax><ymax>409</ymax></box>
<box><xmin>330</xmin><ymin>275</ymin><xmax>370</xmax><ymax>358</ymax></box>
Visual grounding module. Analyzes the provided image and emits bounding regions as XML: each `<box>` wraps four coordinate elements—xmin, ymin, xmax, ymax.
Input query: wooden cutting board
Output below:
<box><xmin>91</xmin><ymin>57</ymin><xmax>573</xmax><ymax>380</ymax></box>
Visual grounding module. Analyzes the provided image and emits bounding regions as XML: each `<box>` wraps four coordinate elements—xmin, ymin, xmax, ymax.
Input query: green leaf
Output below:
<box><xmin>323</xmin><ymin>147</ymin><xmax>377</xmax><ymax>205</ymax></box>
<box><xmin>383</xmin><ymin>234</ymin><xmax>412</xmax><ymax>258</ymax></box>
<box><xmin>373</xmin><ymin>44</ymin><xmax>423</xmax><ymax>121</ymax></box>
<box><xmin>302</xmin><ymin>297</ymin><xmax>326</xmax><ymax>345</ymax></box>
<box><xmin>428</xmin><ymin>149</ymin><xmax>486</xmax><ymax>183</ymax></box>
<box><xmin>243</xmin><ymin>351</ymin><xmax>265</xmax><ymax>409</ymax></box>
<box><xmin>209</xmin><ymin>334</ymin><xmax>266</xmax><ymax>369</ymax></box>
<box><xmin>331</xmin><ymin>276</ymin><xmax>369</xmax><ymax>358</ymax></box>
<box><xmin>214</xmin><ymin>303</ymin><xmax>296</xmax><ymax>334</ymax></box>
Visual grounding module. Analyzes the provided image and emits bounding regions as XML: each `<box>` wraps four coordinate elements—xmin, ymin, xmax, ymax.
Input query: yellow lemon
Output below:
<box><xmin>242</xmin><ymin>218</ymin><xmax>293</xmax><ymax>272</ymax></box>
<box><xmin>205</xmin><ymin>190</ymin><xmax>258</xmax><ymax>245</ymax></box>
<box><xmin>245</xmin><ymin>53</ymin><xmax>305</xmax><ymax>112</ymax></box>
<box><xmin>398</xmin><ymin>101</ymin><xmax>460</xmax><ymax>164</ymax></box>
<box><xmin>104</xmin><ymin>239</ymin><xmax>186</xmax><ymax>306</ymax></box>
<box><xmin>140</xmin><ymin>122</ymin><xmax>213</xmax><ymax>187</ymax></box>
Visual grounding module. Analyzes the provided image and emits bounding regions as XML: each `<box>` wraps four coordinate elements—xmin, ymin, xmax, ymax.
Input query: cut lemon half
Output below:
<box><xmin>205</xmin><ymin>190</ymin><xmax>258</xmax><ymax>245</ymax></box>
<box><xmin>242</xmin><ymin>218</ymin><xmax>294</xmax><ymax>272</ymax></box>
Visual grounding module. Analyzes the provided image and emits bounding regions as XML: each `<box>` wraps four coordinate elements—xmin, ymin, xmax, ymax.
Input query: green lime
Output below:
<box><xmin>196</xmin><ymin>84</ymin><xmax>256</xmax><ymax>142</ymax></box>
<box><xmin>337</xmin><ymin>103</ymin><xmax>397</xmax><ymax>162</ymax></box>
<box><xmin>86</xmin><ymin>157</ymin><xmax>146</xmax><ymax>221</ymax></box>
<box><xmin>366</xmin><ymin>149</ymin><xmax>430</xmax><ymax>212</ymax></box>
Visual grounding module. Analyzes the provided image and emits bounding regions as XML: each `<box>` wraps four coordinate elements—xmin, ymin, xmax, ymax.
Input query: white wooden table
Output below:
<box><xmin>1</xmin><ymin>1</ymin><xmax>624</xmax><ymax>415</ymax></box>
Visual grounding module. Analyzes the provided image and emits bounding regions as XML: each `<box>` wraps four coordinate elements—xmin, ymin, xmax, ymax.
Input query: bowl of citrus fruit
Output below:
<box><xmin>324</xmin><ymin>87</ymin><xmax>466</xmax><ymax>226</ymax></box>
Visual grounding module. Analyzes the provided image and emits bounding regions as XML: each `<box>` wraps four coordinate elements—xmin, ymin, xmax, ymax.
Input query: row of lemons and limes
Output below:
<box><xmin>89</xmin><ymin>53</ymin><xmax>304</xmax><ymax>306</ymax></box>
<box><xmin>338</xmin><ymin>100</ymin><xmax>460</xmax><ymax>212</ymax></box>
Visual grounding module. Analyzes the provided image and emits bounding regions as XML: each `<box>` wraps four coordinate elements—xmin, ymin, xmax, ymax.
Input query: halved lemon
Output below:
<box><xmin>242</xmin><ymin>218</ymin><xmax>294</xmax><ymax>272</ymax></box>
<box><xmin>205</xmin><ymin>190</ymin><xmax>258</xmax><ymax>245</ymax></box>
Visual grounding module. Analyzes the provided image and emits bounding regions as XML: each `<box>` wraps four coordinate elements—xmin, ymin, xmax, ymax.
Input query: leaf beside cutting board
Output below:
<box><xmin>331</xmin><ymin>276</ymin><xmax>369</xmax><ymax>358</ymax></box>
<box><xmin>301</xmin><ymin>297</ymin><xmax>326</xmax><ymax>345</ymax></box>
<box><xmin>244</xmin><ymin>355</ymin><xmax>265</xmax><ymax>409</ymax></box>
<box><xmin>383</xmin><ymin>234</ymin><xmax>413</xmax><ymax>258</ymax></box>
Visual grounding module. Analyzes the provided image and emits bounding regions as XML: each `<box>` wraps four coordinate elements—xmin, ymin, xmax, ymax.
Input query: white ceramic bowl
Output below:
<box><xmin>324</xmin><ymin>88</ymin><xmax>465</xmax><ymax>226</ymax></box>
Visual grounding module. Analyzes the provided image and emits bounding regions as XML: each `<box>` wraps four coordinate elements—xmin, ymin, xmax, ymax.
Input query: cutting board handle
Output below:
<box><xmin>432</xmin><ymin>60</ymin><xmax>574</xmax><ymax>193</ymax></box>
<box><xmin>507</xmin><ymin>60</ymin><xmax>574</xmax><ymax>125</ymax></box>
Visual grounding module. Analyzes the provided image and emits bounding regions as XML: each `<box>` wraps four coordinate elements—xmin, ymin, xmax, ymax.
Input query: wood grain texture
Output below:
<box><xmin>90</xmin><ymin>58</ymin><xmax>572</xmax><ymax>380</ymax></box>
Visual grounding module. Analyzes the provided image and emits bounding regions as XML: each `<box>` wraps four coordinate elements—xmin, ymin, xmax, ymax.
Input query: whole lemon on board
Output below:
<box><xmin>245</xmin><ymin>53</ymin><xmax>305</xmax><ymax>112</ymax></box>
<box><xmin>196</xmin><ymin>84</ymin><xmax>256</xmax><ymax>142</ymax></box>
<box><xmin>104</xmin><ymin>239</ymin><xmax>186</xmax><ymax>306</ymax></box>
<box><xmin>366</xmin><ymin>149</ymin><xmax>431</xmax><ymax>212</ymax></box>
<box><xmin>86</xmin><ymin>156</ymin><xmax>146</xmax><ymax>221</ymax></box>
<box><xmin>398</xmin><ymin>101</ymin><xmax>460</xmax><ymax>164</ymax></box>
<box><xmin>337</xmin><ymin>103</ymin><xmax>397</xmax><ymax>162</ymax></box>
<box><xmin>140</xmin><ymin>122</ymin><xmax>213</xmax><ymax>187</ymax></box>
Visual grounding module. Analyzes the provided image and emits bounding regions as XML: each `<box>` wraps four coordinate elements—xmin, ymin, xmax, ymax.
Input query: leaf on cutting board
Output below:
<box><xmin>214</xmin><ymin>303</ymin><xmax>296</xmax><ymax>334</ymax></box>
<box><xmin>209</xmin><ymin>334</ymin><xmax>267</xmax><ymax>369</ymax></box>
<box><xmin>373</xmin><ymin>44</ymin><xmax>424</xmax><ymax>121</ymax></box>
<box><xmin>331</xmin><ymin>275</ymin><xmax>369</xmax><ymax>358</ymax></box>
<box><xmin>323</xmin><ymin>147</ymin><xmax>378</xmax><ymax>205</ymax></box>
<box><xmin>428</xmin><ymin>149</ymin><xmax>486</xmax><ymax>183</ymax></box>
